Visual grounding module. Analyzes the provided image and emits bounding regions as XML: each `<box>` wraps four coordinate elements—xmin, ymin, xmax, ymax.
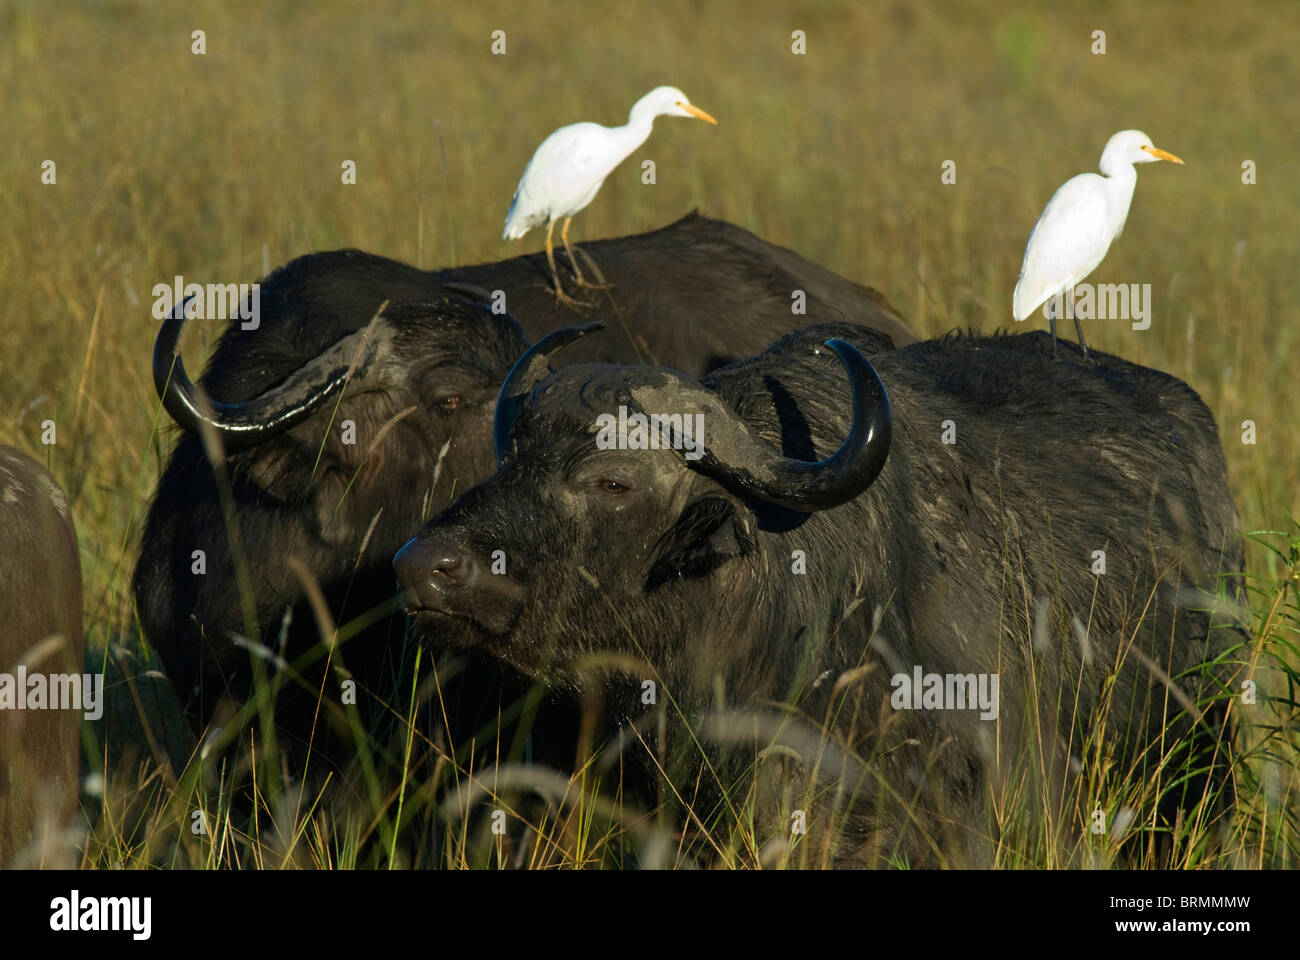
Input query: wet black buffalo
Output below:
<box><xmin>0</xmin><ymin>446</ymin><xmax>83</xmax><ymax>867</ymax></box>
<box><xmin>133</xmin><ymin>214</ymin><xmax>909</xmax><ymax>783</ymax></box>
<box><xmin>395</xmin><ymin>323</ymin><xmax>1246</xmax><ymax>866</ymax></box>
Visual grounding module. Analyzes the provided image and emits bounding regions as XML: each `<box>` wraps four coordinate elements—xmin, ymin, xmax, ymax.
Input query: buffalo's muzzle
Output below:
<box><xmin>394</xmin><ymin>535</ymin><xmax>524</xmax><ymax>634</ymax></box>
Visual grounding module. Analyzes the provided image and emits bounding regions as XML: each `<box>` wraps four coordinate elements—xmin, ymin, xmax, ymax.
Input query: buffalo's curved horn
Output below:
<box><xmin>494</xmin><ymin>321</ymin><xmax>606</xmax><ymax>462</ymax></box>
<box><xmin>153</xmin><ymin>296</ymin><xmax>386</xmax><ymax>449</ymax></box>
<box><xmin>691</xmin><ymin>339</ymin><xmax>891</xmax><ymax>511</ymax></box>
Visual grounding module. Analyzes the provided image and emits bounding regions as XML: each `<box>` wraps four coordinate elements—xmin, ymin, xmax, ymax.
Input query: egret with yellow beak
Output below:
<box><xmin>502</xmin><ymin>86</ymin><xmax>718</xmax><ymax>307</ymax></box>
<box><xmin>1013</xmin><ymin>130</ymin><xmax>1183</xmax><ymax>358</ymax></box>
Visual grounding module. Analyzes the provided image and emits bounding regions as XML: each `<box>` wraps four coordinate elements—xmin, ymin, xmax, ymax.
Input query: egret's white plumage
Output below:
<box><xmin>502</xmin><ymin>86</ymin><xmax>717</xmax><ymax>304</ymax></box>
<box><xmin>1013</xmin><ymin>129</ymin><xmax>1183</xmax><ymax>356</ymax></box>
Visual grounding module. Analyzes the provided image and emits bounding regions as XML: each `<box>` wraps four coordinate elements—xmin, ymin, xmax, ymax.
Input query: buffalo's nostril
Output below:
<box><xmin>431</xmin><ymin>551</ymin><xmax>464</xmax><ymax>582</ymax></box>
<box><xmin>394</xmin><ymin>536</ymin><xmax>477</xmax><ymax>609</ymax></box>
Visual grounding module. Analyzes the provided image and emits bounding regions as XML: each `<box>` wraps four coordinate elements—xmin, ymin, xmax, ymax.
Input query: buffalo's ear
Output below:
<box><xmin>646</xmin><ymin>496</ymin><xmax>753</xmax><ymax>592</ymax></box>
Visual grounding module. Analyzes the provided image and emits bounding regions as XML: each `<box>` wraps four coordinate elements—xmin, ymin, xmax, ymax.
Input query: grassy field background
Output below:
<box><xmin>1</xmin><ymin>0</ymin><xmax>1297</xmax><ymax>867</ymax></box>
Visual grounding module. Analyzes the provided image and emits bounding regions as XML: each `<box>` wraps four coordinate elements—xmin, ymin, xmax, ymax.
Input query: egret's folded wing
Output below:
<box><xmin>535</xmin><ymin>122</ymin><xmax>618</xmax><ymax>201</ymax></box>
<box><xmin>1013</xmin><ymin>174</ymin><xmax>1112</xmax><ymax>320</ymax></box>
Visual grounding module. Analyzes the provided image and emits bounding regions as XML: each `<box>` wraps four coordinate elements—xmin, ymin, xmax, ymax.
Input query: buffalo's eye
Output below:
<box><xmin>437</xmin><ymin>395</ymin><xmax>461</xmax><ymax>413</ymax></box>
<box><xmin>599</xmin><ymin>478</ymin><xmax>630</xmax><ymax>495</ymax></box>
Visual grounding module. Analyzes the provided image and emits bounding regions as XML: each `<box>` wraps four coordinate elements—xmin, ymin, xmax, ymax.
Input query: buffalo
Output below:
<box><xmin>0</xmin><ymin>445</ymin><xmax>83</xmax><ymax>867</ymax></box>
<box><xmin>133</xmin><ymin>214</ymin><xmax>910</xmax><ymax>782</ymax></box>
<box><xmin>395</xmin><ymin>322</ymin><xmax>1247</xmax><ymax>867</ymax></box>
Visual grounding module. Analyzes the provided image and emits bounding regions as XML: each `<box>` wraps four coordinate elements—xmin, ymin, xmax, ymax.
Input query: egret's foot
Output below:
<box><xmin>558</xmin><ymin>217</ymin><xmax>611</xmax><ymax>292</ymax></box>
<box><xmin>559</xmin><ymin>253</ymin><xmax>610</xmax><ymax>290</ymax></box>
<box><xmin>571</xmin><ymin>262</ymin><xmax>613</xmax><ymax>290</ymax></box>
<box><xmin>549</xmin><ymin>279</ymin><xmax>591</xmax><ymax>310</ymax></box>
<box><xmin>565</xmin><ymin>246</ymin><xmax>613</xmax><ymax>290</ymax></box>
<box><xmin>573</xmin><ymin>273</ymin><xmax>614</xmax><ymax>290</ymax></box>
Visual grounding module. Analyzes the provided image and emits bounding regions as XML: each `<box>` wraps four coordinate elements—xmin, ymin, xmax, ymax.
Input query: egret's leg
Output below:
<box><xmin>560</xmin><ymin>217</ymin><xmax>584</xmax><ymax>285</ymax></box>
<box><xmin>545</xmin><ymin>220</ymin><xmax>586</xmax><ymax>308</ymax></box>
<box><xmin>1062</xmin><ymin>288</ymin><xmax>1089</xmax><ymax>359</ymax></box>
<box><xmin>1047</xmin><ymin>297</ymin><xmax>1060</xmax><ymax>361</ymax></box>
<box><xmin>562</xmin><ymin>217</ymin><xmax>611</xmax><ymax>289</ymax></box>
<box><xmin>1072</xmin><ymin>317</ymin><xmax>1091</xmax><ymax>359</ymax></box>
<box><xmin>545</xmin><ymin>219</ymin><xmax>560</xmax><ymax>287</ymax></box>
<box><xmin>575</xmin><ymin>245</ymin><xmax>610</xmax><ymax>287</ymax></box>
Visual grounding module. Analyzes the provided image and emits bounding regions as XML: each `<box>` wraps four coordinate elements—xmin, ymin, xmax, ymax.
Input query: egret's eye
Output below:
<box><xmin>437</xmin><ymin>396</ymin><xmax>461</xmax><ymax>413</ymax></box>
<box><xmin>599</xmin><ymin>478</ymin><xmax>630</xmax><ymax>495</ymax></box>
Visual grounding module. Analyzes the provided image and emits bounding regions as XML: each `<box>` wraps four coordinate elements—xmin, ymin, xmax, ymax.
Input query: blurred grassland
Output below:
<box><xmin>0</xmin><ymin>0</ymin><xmax>1297</xmax><ymax>864</ymax></box>
<box><xmin>3</xmin><ymin>0</ymin><xmax>1297</xmax><ymax>614</ymax></box>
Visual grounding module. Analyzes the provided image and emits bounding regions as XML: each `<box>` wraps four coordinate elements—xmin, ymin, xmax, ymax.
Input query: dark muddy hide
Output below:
<box><xmin>398</xmin><ymin>324</ymin><xmax>1247</xmax><ymax>867</ymax></box>
<box><xmin>0</xmin><ymin>446</ymin><xmax>83</xmax><ymax>867</ymax></box>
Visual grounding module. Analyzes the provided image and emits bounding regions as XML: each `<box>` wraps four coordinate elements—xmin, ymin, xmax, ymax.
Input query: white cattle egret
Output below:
<box><xmin>1013</xmin><ymin>129</ymin><xmax>1183</xmax><ymax>358</ymax></box>
<box><xmin>502</xmin><ymin>86</ymin><xmax>718</xmax><ymax>306</ymax></box>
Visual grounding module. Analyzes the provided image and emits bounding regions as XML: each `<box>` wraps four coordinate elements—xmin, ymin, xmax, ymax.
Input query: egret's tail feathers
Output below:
<box><xmin>1012</xmin><ymin>280</ymin><xmax>1048</xmax><ymax>323</ymax></box>
<box><xmin>503</xmin><ymin>195</ymin><xmax>525</xmax><ymax>241</ymax></box>
<box><xmin>1012</xmin><ymin>282</ymin><xmax>1031</xmax><ymax>322</ymax></box>
<box><xmin>502</xmin><ymin>211</ymin><xmax>534</xmax><ymax>242</ymax></box>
